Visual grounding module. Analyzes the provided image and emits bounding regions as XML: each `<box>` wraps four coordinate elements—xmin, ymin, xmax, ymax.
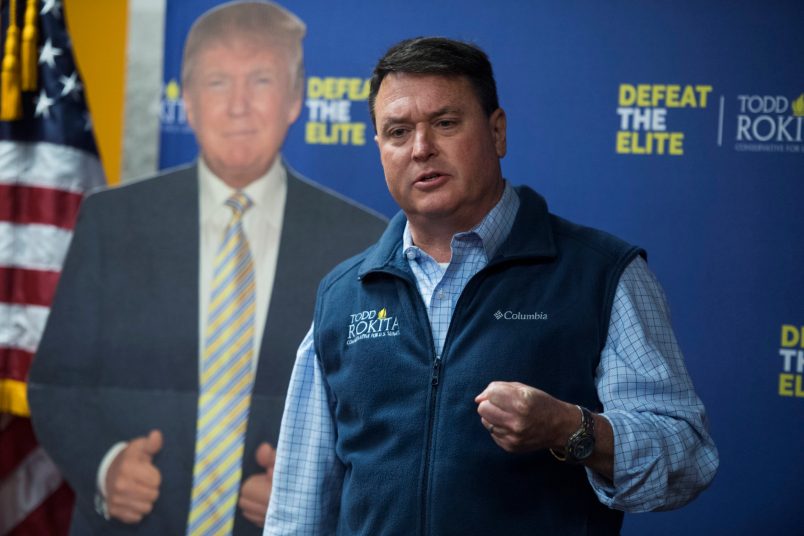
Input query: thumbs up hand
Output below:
<box><xmin>105</xmin><ymin>429</ymin><xmax>163</xmax><ymax>524</ymax></box>
<box><xmin>239</xmin><ymin>442</ymin><xmax>276</xmax><ymax>527</ymax></box>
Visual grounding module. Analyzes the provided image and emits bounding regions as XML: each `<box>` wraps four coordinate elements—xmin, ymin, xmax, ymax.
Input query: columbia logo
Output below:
<box><xmin>494</xmin><ymin>310</ymin><xmax>549</xmax><ymax>321</ymax></box>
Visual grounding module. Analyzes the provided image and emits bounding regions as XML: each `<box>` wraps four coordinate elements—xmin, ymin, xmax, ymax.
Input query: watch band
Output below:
<box><xmin>550</xmin><ymin>405</ymin><xmax>596</xmax><ymax>463</ymax></box>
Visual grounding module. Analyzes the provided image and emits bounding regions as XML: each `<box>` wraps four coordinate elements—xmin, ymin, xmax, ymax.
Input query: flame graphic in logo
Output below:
<box><xmin>792</xmin><ymin>93</ymin><xmax>804</xmax><ymax>117</ymax></box>
<box><xmin>165</xmin><ymin>79</ymin><xmax>181</xmax><ymax>101</ymax></box>
<box><xmin>377</xmin><ymin>308</ymin><xmax>387</xmax><ymax>319</ymax></box>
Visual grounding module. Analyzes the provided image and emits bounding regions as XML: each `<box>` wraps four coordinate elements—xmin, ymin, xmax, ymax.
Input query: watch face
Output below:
<box><xmin>569</xmin><ymin>435</ymin><xmax>595</xmax><ymax>460</ymax></box>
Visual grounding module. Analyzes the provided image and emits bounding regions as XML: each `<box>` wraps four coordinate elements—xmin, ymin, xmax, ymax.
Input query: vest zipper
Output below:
<box><xmin>420</xmin><ymin>333</ymin><xmax>439</xmax><ymax>536</ymax></box>
<box><xmin>417</xmin><ymin>269</ymin><xmax>491</xmax><ymax>535</ymax></box>
<box><xmin>402</xmin><ymin>278</ymin><xmax>439</xmax><ymax>536</ymax></box>
<box><xmin>431</xmin><ymin>355</ymin><xmax>441</xmax><ymax>386</ymax></box>
<box><xmin>395</xmin><ymin>267</ymin><xmax>489</xmax><ymax>535</ymax></box>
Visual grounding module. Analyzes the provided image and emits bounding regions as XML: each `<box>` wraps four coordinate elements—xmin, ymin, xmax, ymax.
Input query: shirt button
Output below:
<box><xmin>437</xmin><ymin>291</ymin><xmax>446</xmax><ymax>300</ymax></box>
<box><xmin>405</xmin><ymin>249</ymin><xmax>416</xmax><ymax>260</ymax></box>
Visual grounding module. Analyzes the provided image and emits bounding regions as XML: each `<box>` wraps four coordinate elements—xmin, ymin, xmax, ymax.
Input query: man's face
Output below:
<box><xmin>373</xmin><ymin>73</ymin><xmax>506</xmax><ymax>232</ymax></box>
<box><xmin>183</xmin><ymin>35</ymin><xmax>302</xmax><ymax>189</ymax></box>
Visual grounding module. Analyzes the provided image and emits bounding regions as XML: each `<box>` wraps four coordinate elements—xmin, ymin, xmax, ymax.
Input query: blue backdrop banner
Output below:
<box><xmin>158</xmin><ymin>2</ymin><xmax>804</xmax><ymax>534</ymax></box>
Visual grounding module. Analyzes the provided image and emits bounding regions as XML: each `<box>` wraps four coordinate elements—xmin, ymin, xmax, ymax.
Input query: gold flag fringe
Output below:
<box><xmin>20</xmin><ymin>0</ymin><xmax>37</xmax><ymax>90</ymax></box>
<box><xmin>1</xmin><ymin>0</ymin><xmax>23</xmax><ymax>120</ymax></box>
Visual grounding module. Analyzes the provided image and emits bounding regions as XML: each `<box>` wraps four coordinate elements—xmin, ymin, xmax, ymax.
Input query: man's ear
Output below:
<box><xmin>183</xmin><ymin>89</ymin><xmax>196</xmax><ymax>131</ymax></box>
<box><xmin>287</xmin><ymin>91</ymin><xmax>303</xmax><ymax>125</ymax></box>
<box><xmin>490</xmin><ymin>108</ymin><xmax>507</xmax><ymax>158</ymax></box>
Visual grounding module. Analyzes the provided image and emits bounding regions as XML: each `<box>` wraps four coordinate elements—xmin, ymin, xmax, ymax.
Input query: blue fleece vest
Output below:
<box><xmin>314</xmin><ymin>186</ymin><xmax>642</xmax><ymax>536</ymax></box>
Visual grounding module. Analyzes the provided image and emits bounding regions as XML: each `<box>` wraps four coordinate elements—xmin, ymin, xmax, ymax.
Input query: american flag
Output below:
<box><xmin>0</xmin><ymin>0</ymin><xmax>105</xmax><ymax>533</ymax></box>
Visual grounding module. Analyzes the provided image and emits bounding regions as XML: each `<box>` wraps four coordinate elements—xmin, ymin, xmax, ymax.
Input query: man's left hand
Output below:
<box><xmin>475</xmin><ymin>381</ymin><xmax>576</xmax><ymax>453</ymax></box>
<box><xmin>238</xmin><ymin>442</ymin><xmax>276</xmax><ymax>527</ymax></box>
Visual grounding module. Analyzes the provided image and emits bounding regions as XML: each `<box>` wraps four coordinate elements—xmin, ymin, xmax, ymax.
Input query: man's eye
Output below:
<box><xmin>388</xmin><ymin>128</ymin><xmax>408</xmax><ymax>138</ymax></box>
<box><xmin>436</xmin><ymin>119</ymin><xmax>457</xmax><ymax>128</ymax></box>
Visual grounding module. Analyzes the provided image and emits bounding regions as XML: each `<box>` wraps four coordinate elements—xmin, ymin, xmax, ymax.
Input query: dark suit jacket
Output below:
<box><xmin>28</xmin><ymin>164</ymin><xmax>387</xmax><ymax>535</ymax></box>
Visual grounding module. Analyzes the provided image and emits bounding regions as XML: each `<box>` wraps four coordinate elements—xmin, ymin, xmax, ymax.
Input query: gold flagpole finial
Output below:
<box><xmin>1</xmin><ymin>0</ymin><xmax>23</xmax><ymax>121</ymax></box>
<box><xmin>20</xmin><ymin>0</ymin><xmax>37</xmax><ymax>90</ymax></box>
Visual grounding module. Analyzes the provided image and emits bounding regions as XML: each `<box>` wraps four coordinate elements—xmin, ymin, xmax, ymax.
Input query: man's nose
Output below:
<box><xmin>227</xmin><ymin>82</ymin><xmax>250</xmax><ymax>116</ymax></box>
<box><xmin>412</xmin><ymin>126</ymin><xmax>437</xmax><ymax>161</ymax></box>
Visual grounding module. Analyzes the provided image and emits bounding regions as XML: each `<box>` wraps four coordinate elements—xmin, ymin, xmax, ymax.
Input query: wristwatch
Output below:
<box><xmin>550</xmin><ymin>405</ymin><xmax>595</xmax><ymax>463</ymax></box>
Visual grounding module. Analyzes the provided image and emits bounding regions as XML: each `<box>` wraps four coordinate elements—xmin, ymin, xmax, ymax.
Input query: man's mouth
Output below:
<box><xmin>417</xmin><ymin>172</ymin><xmax>445</xmax><ymax>183</ymax></box>
<box><xmin>224</xmin><ymin>129</ymin><xmax>256</xmax><ymax>137</ymax></box>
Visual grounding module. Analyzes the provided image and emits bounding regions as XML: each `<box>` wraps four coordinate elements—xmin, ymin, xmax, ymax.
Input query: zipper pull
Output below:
<box><xmin>431</xmin><ymin>356</ymin><xmax>442</xmax><ymax>386</ymax></box>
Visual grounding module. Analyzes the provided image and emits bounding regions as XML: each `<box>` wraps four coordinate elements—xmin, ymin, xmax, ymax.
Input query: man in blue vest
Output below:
<box><xmin>264</xmin><ymin>37</ymin><xmax>719</xmax><ymax>535</ymax></box>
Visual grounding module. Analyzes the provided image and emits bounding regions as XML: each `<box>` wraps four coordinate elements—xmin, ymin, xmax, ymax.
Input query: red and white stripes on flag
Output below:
<box><xmin>0</xmin><ymin>415</ymin><xmax>73</xmax><ymax>535</ymax></box>
<box><xmin>1</xmin><ymin>0</ymin><xmax>106</xmax><ymax>533</ymax></box>
<box><xmin>0</xmin><ymin>141</ymin><xmax>103</xmax><ymax>411</ymax></box>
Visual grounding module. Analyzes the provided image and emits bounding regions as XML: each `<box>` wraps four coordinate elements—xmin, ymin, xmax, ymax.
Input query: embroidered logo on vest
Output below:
<box><xmin>494</xmin><ymin>310</ymin><xmax>549</xmax><ymax>320</ymax></box>
<box><xmin>347</xmin><ymin>307</ymin><xmax>400</xmax><ymax>345</ymax></box>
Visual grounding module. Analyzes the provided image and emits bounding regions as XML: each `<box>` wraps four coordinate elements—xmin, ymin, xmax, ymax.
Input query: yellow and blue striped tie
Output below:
<box><xmin>188</xmin><ymin>192</ymin><xmax>256</xmax><ymax>536</ymax></box>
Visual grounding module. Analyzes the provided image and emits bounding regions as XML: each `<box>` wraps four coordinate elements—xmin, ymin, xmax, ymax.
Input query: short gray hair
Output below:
<box><xmin>181</xmin><ymin>1</ymin><xmax>306</xmax><ymax>89</ymax></box>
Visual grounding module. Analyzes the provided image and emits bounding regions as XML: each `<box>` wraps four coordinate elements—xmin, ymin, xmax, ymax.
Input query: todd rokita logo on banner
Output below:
<box><xmin>615</xmin><ymin>83</ymin><xmax>713</xmax><ymax>156</ymax></box>
<box><xmin>305</xmin><ymin>76</ymin><xmax>370</xmax><ymax>146</ymax></box>
<box><xmin>159</xmin><ymin>79</ymin><xmax>192</xmax><ymax>134</ymax></box>
<box><xmin>718</xmin><ymin>92</ymin><xmax>804</xmax><ymax>154</ymax></box>
<box><xmin>778</xmin><ymin>324</ymin><xmax>804</xmax><ymax>398</ymax></box>
<box><xmin>346</xmin><ymin>307</ymin><xmax>400</xmax><ymax>345</ymax></box>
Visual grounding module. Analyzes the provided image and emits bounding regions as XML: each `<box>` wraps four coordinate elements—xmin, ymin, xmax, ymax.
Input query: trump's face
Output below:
<box><xmin>183</xmin><ymin>35</ymin><xmax>301</xmax><ymax>189</ymax></box>
<box><xmin>373</xmin><ymin>73</ymin><xmax>507</xmax><ymax>234</ymax></box>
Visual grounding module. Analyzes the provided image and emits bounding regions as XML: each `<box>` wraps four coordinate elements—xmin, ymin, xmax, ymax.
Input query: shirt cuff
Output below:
<box><xmin>95</xmin><ymin>441</ymin><xmax>128</xmax><ymax>519</ymax></box>
<box><xmin>583</xmin><ymin>413</ymin><xmax>618</xmax><ymax>503</ymax></box>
